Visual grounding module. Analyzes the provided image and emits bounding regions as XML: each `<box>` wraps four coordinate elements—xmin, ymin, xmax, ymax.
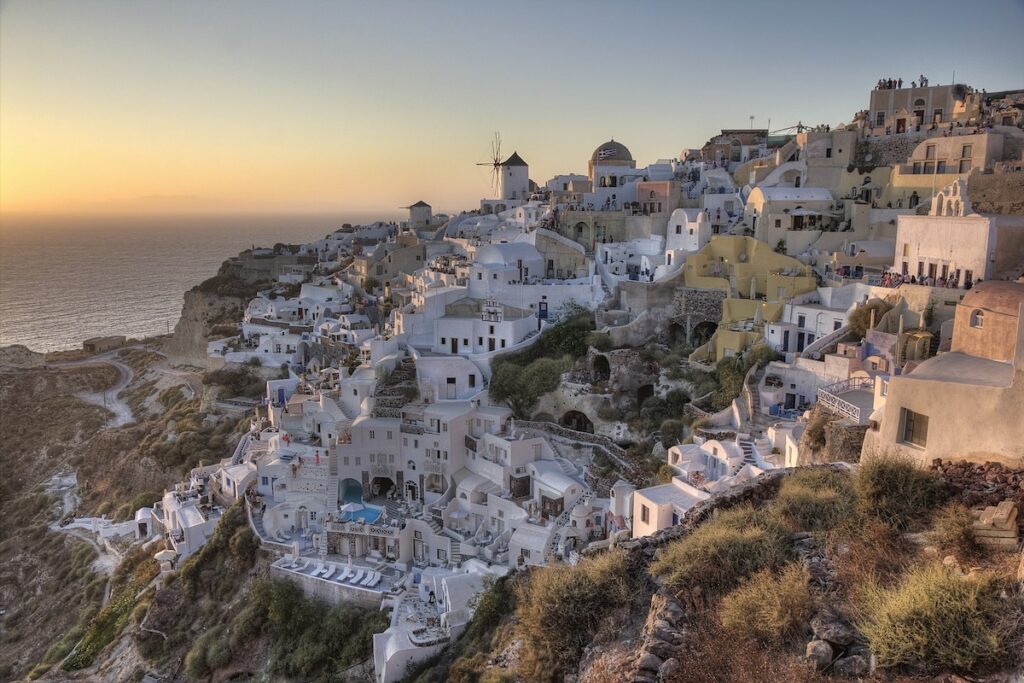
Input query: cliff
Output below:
<box><xmin>162</xmin><ymin>289</ymin><xmax>247</xmax><ymax>367</ymax></box>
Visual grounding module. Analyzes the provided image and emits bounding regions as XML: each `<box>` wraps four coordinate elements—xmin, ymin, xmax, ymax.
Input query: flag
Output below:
<box><xmin>597</xmin><ymin>148</ymin><xmax>616</xmax><ymax>160</ymax></box>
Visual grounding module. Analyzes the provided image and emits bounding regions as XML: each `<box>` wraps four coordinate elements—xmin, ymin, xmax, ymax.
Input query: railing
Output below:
<box><xmin>817</xmin><ymin>377</ymin><xmax>875</xmax><ymax>423</ymax></box>
<box><xmin>400</xmin><ymin>423</ymin><xmax>424</xmax><ymax>435</ymax></box>
<box><xmin>464</xmin><ymin>435</ymin><xmax>478</xmax><ymax>453</ymax></box>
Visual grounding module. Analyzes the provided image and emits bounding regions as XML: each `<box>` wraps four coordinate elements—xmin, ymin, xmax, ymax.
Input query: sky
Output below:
<box><xmin>1</xmin><ymin>0</ymin><xmax>1023</xmax><ymax>217</ymax></box>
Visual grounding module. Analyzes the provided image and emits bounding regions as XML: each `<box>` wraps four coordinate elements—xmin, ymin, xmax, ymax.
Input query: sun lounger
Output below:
<box><xmin>292</xmin><ymin>560</ymin><xmax>307</xmax><ymax>572</ymax></box>
<box><xmin>335</xmin><ymin>567</ymin><xmax>352</xmax><ymax>582</ymax></box>
<box><xmin>360</xmin><ymin>571</ymin><xmax>377</xmax><ymax>586</ymax></box>
<box><xmin>347</xmin><ymin>569</ymin><xmax>365</xmax><ymax>585</ymax></box>
<box><xmin>323</xmin><ymin>565</ymin><xmax>336</xmax><ymax>580</ymax></box>
<box><xmin>311</xmin><ymin>562</ymin><xmax>324</xmax><ymax>576</ymax></box>
<box><xmin>282</xmin><ymin>553</ymin><xmax>295</xmax><ymax>566</ymax></box>
<box><xmin>367</xmin><ymin>573</ymin><xmax>382</xmax><ymax>588</ymax></box>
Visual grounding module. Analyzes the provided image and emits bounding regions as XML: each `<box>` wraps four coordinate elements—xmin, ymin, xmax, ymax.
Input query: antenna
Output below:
<box><xmin>476</xmin><ymin>131</ymin><xmax>503</xmax><ymax>196</ymax></box>
<box><xmin>749</xmin><ymin>115</ymin><xmax>754</xmax><ymax>129</ymax></box>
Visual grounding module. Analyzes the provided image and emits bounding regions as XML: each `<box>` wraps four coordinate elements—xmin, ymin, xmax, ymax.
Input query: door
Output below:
<box><xmin>782</xmin><ymin>330</ymin><xmax>790</xmax><ymax>351</ymax></box>
<box><xmin>896</xmin><ymin>118</ymin><xmax>906</xmax><ymax>134</ymax></box>
<box><xmin>797</xmin><ymin>332</ymin><xmax>806</xmax><ymax>352</ymax></box>
<box><xmin>488</xmin><ymin>338</ymin><xmax>495</xmax><ymax>352</ymax></box>
<box><xmin>785</xmin><ymin>393</ymin><xmax>796</xmax><ymax>410</ymax></box>
<box><xmin>928</xmin><ymin>263</ymin><xmax>937</xmax><ymax>280</ymax></box>
<box><xmin>914</xmin><ymin>110</ymin><xmax>925</xmax><ymax>125</ymax></box>
<box><xmin>450</xmin><ymin>337</ymin><xmax>457</xmax><ymax>354</ymax></box>
<box><xmin>446</xmin><ymin>377</ymin><xmax>456</xmax><ymax>399</ymax></box>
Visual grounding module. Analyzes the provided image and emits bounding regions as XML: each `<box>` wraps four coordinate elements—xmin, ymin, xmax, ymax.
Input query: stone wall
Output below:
<box><xmin>931</xmin><ymin>459</ymin><xmax>1024</xmax><ymax>512</ymax></box>
<box><xmin>672</xmin><ymin>287</ymin><xmax>726</xmax><ymax>344</ymax></box>
<box><xmin>969</xmin><ymin>170</ymin><xmax>1024</xmax><ymax>215</ymax></box>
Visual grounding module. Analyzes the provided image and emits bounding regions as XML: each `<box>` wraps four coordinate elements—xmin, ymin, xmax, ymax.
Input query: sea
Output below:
<box><xmin>0</xmin><ymin>212</ymin><xmax>394</xmax><ymax>353</ymax></box>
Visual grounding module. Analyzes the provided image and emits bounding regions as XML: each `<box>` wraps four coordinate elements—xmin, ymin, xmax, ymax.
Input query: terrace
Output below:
<box><xmin>817</xmin><ymin>377</ymin><xmax>876</xmax><ymax>424</ymax></box>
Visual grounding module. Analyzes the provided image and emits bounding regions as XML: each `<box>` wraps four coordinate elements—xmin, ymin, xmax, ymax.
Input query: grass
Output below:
<box><xmin>774</xmin><ymin>468</ymin><xmax>856</xmax><ymax>533</ymax></box>
<box><xmin>650</xmin><ymin>505</ymin><xmax>790</xmax><ymax>603</ymax></box>
<box><xmin>514</xmin><ymin>550</ymin><xmax>636</xmax><ymax>680</ymax></box>
<box><xmin>63</xmin><ymin>548</ymin><xmax>159</xmax><ymax>671</ymax></box>
<box><xmin>718</xmin><ymin>563</ymin><xmax>814</xmax><ymax>647</ymax></box>
<box><xmin>927</xmin><ymin>502</ymin><xmax>980</xmax><ymax>560</ymax></box>
<box><xmin>855</xmin><ymin>562</ymin><xmax>1021</xmax><ymax>674</ymax></box>
<box><xmin>855</xmin><ymin>453</ymin><xmax>946</xmax><ymax>530</ymax></box>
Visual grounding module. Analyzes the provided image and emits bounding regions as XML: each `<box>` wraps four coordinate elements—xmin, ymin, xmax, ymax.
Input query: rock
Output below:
<box><xmin>646</xmin><ymin>638</ymin><xmax>678</xmax><ymax>661</ymax></box>
<box><xmin>942</xmin><ymin>555</ymin><xmax>961</xmax><ymax>571</ymax></box>
<box><xmin>810</xmin><ymin>608</ymin><xmax>857</xmax><ymax>645</ymax></box>
<box><xmin>658</xmin><ymin>657</ymin><xmax>680</xmax><ymax>680</ymax></box>
<box><xmin>833</xmin><ymin>654</ymin><xmax>870</xmax><ymax>677</ymax></box>
<box><xmin>805</xmin><ymin>639</ymin><xmax>833</xmax><ymax>670</ymax></box>
<box><xmin>636</xmin><ymin>652</ymin><xmax>662</xmax><ymax>673</ymax></box>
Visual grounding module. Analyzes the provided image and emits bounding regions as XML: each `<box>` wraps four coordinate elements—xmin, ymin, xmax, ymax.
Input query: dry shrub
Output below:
<box><xmin>928</xmin><ymin>502</ymin><xmax>980</xmax><ymax>560</ymax></box>
<box><xmin>650</xmin><ymin>505</ymin><xmax>790</xmax><ymax>602</ymax></box>
<box><xmin>515</xmin><ymin>550</ymin><xmax>635</xmax><ymax>680</ymax></box>
<box><xmin>855</xmin><ymin>562</ymin><xmax>1022</xmax><ymax>674</ymax></box>
<box><xmin>667</xmin><ymin>616</ymin><xmax>826</xmax><ymax>683</ymax></box>
<box><xmin>774</xmin><ymin>468</ymin><xmax>855</xmax><ymax>533</ymax></box>
<box><xmin>855</xmin><ymin>453</ymin><xmax>946</xmax><ymax>530</ymax></box>
<box><xmin>718</xmin><ymin>563</ymin><xmax>814</xmax><ymax>646</ymax></box>
<box><xmin>833</xmin><ymin>519</ymin><xmax>914</xmax><ymax>596</ymax></box>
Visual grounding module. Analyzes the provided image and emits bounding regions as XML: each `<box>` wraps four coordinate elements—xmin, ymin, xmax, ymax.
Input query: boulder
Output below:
<box><xmin>658</xmin><ymin>657</ymin><xmax>680</xmax><ymax>680</ymax></box>
<box><xmin>810</xmin><ymin>608</ymin><xmax>857</xmax><ymax>645</ymax></box>
<box><xmin>805</xmin><ymin>639</ymin><xmax>833</xmax><ymax>670</ymax></box>
<box><xmin>636</xmin><ymin>652</ymin><xmax>662</xmax><ymax>673</ymax></box>
<box><xmin>833</xmin><ymin>654</ymin><xmax>870</xmax><ymax>677</ymax></box>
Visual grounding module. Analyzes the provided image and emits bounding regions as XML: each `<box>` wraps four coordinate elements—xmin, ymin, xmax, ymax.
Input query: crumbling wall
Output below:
<box><xmin>969</xmin><ymin>170</ymin><xmax>1024</xmax><ymax>215</ymax></box>
<box><xmin>672</xmin><ymin>287</ymin><xmax>726</xmax><ymax>344</ymax></box>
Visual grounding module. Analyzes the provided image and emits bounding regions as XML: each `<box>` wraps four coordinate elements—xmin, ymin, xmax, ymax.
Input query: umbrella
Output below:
<box><xmin>340</xmin><ymin>502</ymin><xmax>365</xmax><ymax>513</ymax></box>
<box><xmin>154</xmin><ymin>549</ymin><xmax>177</xmax><ymax>562</ymax></box>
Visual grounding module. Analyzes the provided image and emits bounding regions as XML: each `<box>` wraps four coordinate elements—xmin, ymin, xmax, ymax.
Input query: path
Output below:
<box><xmin>50</xmin><ymin>351</ymin><xmax>136</xmax><ymax>427</ymax></box>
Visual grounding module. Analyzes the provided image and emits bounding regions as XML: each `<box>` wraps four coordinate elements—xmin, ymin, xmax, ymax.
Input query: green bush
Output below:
<box><xmin>927</xmin><ymin>503</ymin><xmax>979</xmax><ymax>559</ymax></box>
<box><xmin>719</xmin><ymin>563</ymin><xmax>814</xmax><ymax>646</ymax></box>
<box><xmin>650</xmin><ymin>505</ymin><xmax>791</xmax><ymax>601</ymax></box>
<box><xmin>586</xmin><ymin>331</ymin><xmax>613</xmax><ymax>352</ymax></box>
<box><xmin>856</xmin><ymin>562</ymin><xmax>1020</xmax><ymax>673</ymax></box>
<box><xmin>774</xmin><ymin>468</ymin><xmax>855</xmax><ymax>532</ymax></box>
<box><xmin>855</xmin><ymin>454</ymin><xmax>946</xmax><ymax>530</ymax></box>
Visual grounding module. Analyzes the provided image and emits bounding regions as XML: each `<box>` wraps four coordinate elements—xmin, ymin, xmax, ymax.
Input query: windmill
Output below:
<box><xmin>476</xmin><ymin>131</ymin><xmax>503</xmax><ymax>196</ymax></box>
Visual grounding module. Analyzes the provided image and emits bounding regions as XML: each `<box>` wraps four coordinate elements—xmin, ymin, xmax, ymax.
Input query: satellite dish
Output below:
<box><xmin>864</xmin><ymin>153</ymin><xmax>873</xmax><ymax>162</ymax></box>
<box><xmin>813</xmin><ymin>352</ymin><xmax>822</xmax><ymax>360</ymax></box>
<box><xmin>738</xmin><ymin>252</ymin><xmax>748</xmax><ymax>262</ymax></box>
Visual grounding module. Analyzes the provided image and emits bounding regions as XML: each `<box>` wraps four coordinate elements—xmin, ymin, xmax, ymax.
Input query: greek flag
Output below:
<box><xmin>597</xmin><ymin>147</ymin><xmax>616</xmax><ymax>160</ymax></box>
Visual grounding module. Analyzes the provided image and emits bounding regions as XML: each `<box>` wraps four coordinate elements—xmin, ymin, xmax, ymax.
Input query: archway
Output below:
<box><xmin>592</xmin><ymin>355</ymin><xmax>610</xmax><ymax>382</ymax></box>
<box><xmin>405</xmin><ymin>480</ymin><xmax>419</xmax><ymax>501</ymax></box>
<box><xmin>560</xmin><ymin>410</ymin><xmax>594</xmax><ymax>434</ymax></box>
<box><xmin>340</xmin><ymin>478</ymin><xmax>363</xmax><ymax>504</ymax></box>
<box><xmin>637</xmin><ymin>384</ymin><xmax>655</xmax><ymax>408</ymax></box>
<box><xmin>370</xmin><ymin>476</ymin><xmax>395</xmax><ymax>499</ymax></box>
<box><xmin>667</xmin><ymin>322</ymin><xmax>686</xmax><ymax>346</ymax></box>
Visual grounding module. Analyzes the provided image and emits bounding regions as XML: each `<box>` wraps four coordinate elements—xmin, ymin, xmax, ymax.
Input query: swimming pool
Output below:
<box><xmin>340</xmin><ymin>506</ymin><xmax>383</xmax><ymax>524</ymax></box>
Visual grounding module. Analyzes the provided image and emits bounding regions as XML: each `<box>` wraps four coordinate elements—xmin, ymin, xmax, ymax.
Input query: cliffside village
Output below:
<box><xmin>131</xmin><ymin>80</ymin><xmax>1024</xmax><ymax>681</ymax></box>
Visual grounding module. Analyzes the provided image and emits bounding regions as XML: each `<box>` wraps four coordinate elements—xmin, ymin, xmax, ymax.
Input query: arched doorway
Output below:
<box><xmin>592</xmin><ymin>355</ymin><xmax>610</xmax><ymax>382</ymax></box>
<box><xmin>637</xmin><ymin>384</ymin><xmax>655</xmax><ymax>408</ymax></box>
<box><xmin>405</xmin><ymin>480</ymin><xmax>419</xmax><ymax>502</ymax></box>
<box><xmin>560</xmin><ymin>410</ymin><xmax>594</xmax><ymax>434</ymax></box>
<box><xmin>340</xmin><ymin>478</ymin><xmax>363</xmax><ymax>504</ymax></box>
<box><xmin>370</xmin><ymin>476</ymin><xmax>395</xmax><ymax>499</ymax></box>
<box><xmin>667</xmin><ymin>322</ymin><xmax>686</xmax><ymax>346</ymax></box>
<box><xmin>692</xmin><ymin>321</ymin><xmax>717</xmax><ymax>347</ymax></box>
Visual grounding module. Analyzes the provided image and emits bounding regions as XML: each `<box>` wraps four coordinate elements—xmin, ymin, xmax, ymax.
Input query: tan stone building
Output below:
<box><xmin>863</xmin><ymin>281</ymin><xmax>1024</xmax><ymax>467</ymax></box>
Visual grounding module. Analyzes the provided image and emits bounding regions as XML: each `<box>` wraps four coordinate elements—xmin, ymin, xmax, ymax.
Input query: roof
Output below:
<box><xmin>902</xmin><ymin>352</ymin><xmax>1014</xmax><ymax>388</ymax></box>
<box><xmin>476</xmin><ymin>242</ymin><xmax>541</xmax><ymax>266</ymax></box>
<box><xmin>408</xmin><ymin>200</ymin><xmax>431</xmax><ymax>208</ymax></box>
<box><xmin>959</xmin><ymin>281</ymin><xmax>1024</xmax><ymax>317</ymax></box>
<box><xmin>501</xmin><ymin>151</ymin><xmax>528</xmax><ymax>167</ymax></box>
<box><xmin>637</xmin><ymin>479</ymin><xmax>710</xmax><ymax>509</ymax></box>
<box><xmin>591</xmin><ymin>139</ymin><xmax>633</xmax><ymax>163</ymax></box>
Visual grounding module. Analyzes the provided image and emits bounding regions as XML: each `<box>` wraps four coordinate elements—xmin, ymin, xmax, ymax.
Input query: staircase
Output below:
<box><xmin>556</xmin><ymin>457</ymin><xmax>577</xmax><ymax>477</ymax></box>
<box><xmin>449</xmin><ymin>540</ymin><xmax>462</xmax><ymax>565</ymax></box>
<box><xmin>326</xmin><ymin>451</ymin><xmax>339</xmax><ymax>511</ymax></box>
<box><xmin>738</xmin><ymin>439</ymin><xmax>758</xmax><ymax>466</ymax></box>
<box><xmin>428</xmin><ymin>518</ymin><xmax>442</xmax><ymax>534</ymax></box>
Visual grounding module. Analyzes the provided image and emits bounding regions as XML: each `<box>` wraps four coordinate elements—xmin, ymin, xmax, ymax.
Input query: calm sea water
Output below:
<box><xmin>0</xmin><ymin>213</ymin><xmax>392</xmax><ymax>353</ymax></box>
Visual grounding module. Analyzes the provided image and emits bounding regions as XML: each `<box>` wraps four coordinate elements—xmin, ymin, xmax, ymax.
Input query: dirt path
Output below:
<box><xmin>50</xmin><ymin>352</ymin><xmax>136</xmax><ymax>427</ymax></box>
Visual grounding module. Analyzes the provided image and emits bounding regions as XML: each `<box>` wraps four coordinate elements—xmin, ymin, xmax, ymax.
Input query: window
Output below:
<box><xmin>925</xmin><ymin>145</ymin><xmax>936</xmax><ymax>160</ymax></box>
<box><xmin>369</xmin><ymin>430</ymin><xmax>375</xmax><ymax>439</ymax></box>
<box><xmin>442</xmin><ymin>422</ymin><xmax>448</xmax><ymax>433</ymax></box>
<box><xmin>640</xmin><ymin>504</ymin><xmax>650</xmax><ymax>524</ymax></box>
<box><xmin>387</xmin><ymin>430</ymin><xmax>393</xmax><ymax>440</ymax></box>
<box><xmin>469</xmin><ymin>374</ymin><xmax>476</xmax><ymax>388</ymax></box>
<box><xmin>440</xmin><ymin>337</ymin><xmax>446</xmax><ymax>345</ymax></box>
<box><xmin>477</xmin><ymin>272</ymin><xmax>482</xmax><ymax>280</ymax></box>
<box><xmin>774</xmin><ymin>219</ymin><xmax>782</xmax><ymax>228</ymax></box>
<box><xmin>261</xmin><ymin>476</ymin><xmax>269</xmax><ymax>486</ymax></box>
<box><xmin>902</xmin><ymin>243</ymin><xmax>909</xmax><ymax>257</ymax></box>
<box><xmin>875</xmin><ymin>111</ymin><xmax>885</xmax><ymax>126</ymax></box>
<box><xmin>492</xmin><ymin>273</ymin><xmax>497</xmax><ymax>279</ymax></box>
<box><xmin>901</xmin><ymin>408</ymin><xmax>929</xmax><ymax>447</ymax></box>
<box><xmin>936</xmin><ymin>161</ymin><xmax>946</xmax><ymax>173</ymax></box>
<box><xmin>834</xmin><ymin>320</ymin><xmax>842</xmax><ymax>331</ymax></box>
<box><xmin>970</xmin><ymin>309</ymin><xmax>984</xmax><ymax>328</ymax></box>
<box><xmin>489</xmin><ymin>325</ymin><xmax>494</xmax><ymax>334</ymax></box>
<box><xmin>825</xmin><ymin>147</ymin><xmax>832</xmax><ymax>158</ymax></box>
<box><xmin>675</xmin><ymin>224</ymin><xmax>682</xmax><ymax>234</ymax></box>
<box><xmin>961</xmin><ymin>144</ymin><xmax>973</xmax><ymax>159</ymax></box>
<box><xmin>797</xmin><ymin>314</ymin><xmax>806</xmax><ymax>328</ymax></box>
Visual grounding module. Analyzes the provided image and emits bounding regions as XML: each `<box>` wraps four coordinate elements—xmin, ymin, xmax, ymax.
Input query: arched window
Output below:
<box><xmin>649</xmin><ymin>190</ymin><xmax>656</xmax><ymax>199</ymax></box>
<box><xmin>914</xmin><ymin>98</ymin><xmax>926</xmax><ymax>107</ymax></box>
<box><xmin>970</xmin><ymin>310</ymin><xmax>984</xmax><ymax>328</ymax></box>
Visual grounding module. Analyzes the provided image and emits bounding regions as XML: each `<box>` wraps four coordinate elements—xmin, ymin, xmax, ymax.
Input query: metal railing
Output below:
<box><xmin>817</xmin><ymin>377</ymin><xmax>875</xmax><ymax>423</ymax></box>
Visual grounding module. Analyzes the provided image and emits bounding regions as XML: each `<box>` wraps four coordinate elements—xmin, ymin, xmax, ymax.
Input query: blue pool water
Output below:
<box><xmin>341</xmin><ymin>506</ymin><xmax>382</xmax><ymax>523</ymax></box>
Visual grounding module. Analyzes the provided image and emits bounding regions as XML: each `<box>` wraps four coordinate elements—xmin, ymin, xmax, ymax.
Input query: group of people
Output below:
<box><xmin>880</xmin><ymin>271</ymin><xmax>972</xmax><ymax>289</ymax></box>
<box><xmin>875</xmin><ymin>74</ymin><xmax>930</xmax><ymax>90</ymax></box>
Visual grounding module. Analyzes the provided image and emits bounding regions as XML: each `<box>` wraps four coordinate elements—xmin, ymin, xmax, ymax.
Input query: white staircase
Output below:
<box><xmin>326</xmin><ymin>451</ymin><xmax>339</xmax><ymax>511</ymax></box>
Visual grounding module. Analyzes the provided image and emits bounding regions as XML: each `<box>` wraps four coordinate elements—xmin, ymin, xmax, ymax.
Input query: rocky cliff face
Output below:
<box><xmin>162</xmin><ymin>289</ymin><xmax>246</xmax><ymax>367</ymax></box>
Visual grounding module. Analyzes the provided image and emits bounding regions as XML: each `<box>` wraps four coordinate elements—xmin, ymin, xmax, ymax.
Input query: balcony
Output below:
<box><xmin>464</xmin><ymin>435</ymin><xmax>478</xmax><ymax>453</ymax></box>
<box><xmin>817</xmin><ymin>377</ymin><xmax>875</xmax><ymax>424</ymax></box>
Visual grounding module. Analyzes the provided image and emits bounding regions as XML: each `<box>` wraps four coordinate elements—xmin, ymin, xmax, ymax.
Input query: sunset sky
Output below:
<box><xmin>2</xmin><ymin>0</ymin><xmax>1023</xmax><ymax>216</ymax></box>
